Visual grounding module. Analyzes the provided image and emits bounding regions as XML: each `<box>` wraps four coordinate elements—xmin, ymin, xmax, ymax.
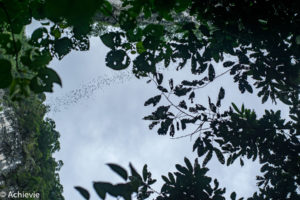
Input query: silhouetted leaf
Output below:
<box><xmin>144</xmin><ymin>95</ymin><xmax>161</xmax><ymax>107</ymax></box>
<box><xmin>262</xmin><ymin>93</ymin><xmax>269</xmax><ymax>103</ymax></box>
<box><xmin>240</xmin><ymin>158</ymin><xmax>244</xmax><ymax>167</ymax></box>
<box><xmin>230</xmin><ymin>192</ymin><xmax>237</xmax><ymax>200</ymax></box>
<box><xmin>179</xmin><ymin>100</ymin><xmax>187</xmax><ymax>109</ymax></box>
<box><xmin>214</xmin><ymin>179</ymin><xmax>219</xmax><ymax>190</ymax></box>
<box><xmin>168</xmin><ymin>172</ymin><xmax>175</xmax><ymax>183</ymax></box>
<box><xmin>54</xmin><ymin>37</ymin><xmax>73</xmax><ymax>59</ymax></box>
<box><xmin>106</xmin><ymin>50</ymin><xmax>130</xmax><ymax>70</ymax></box>
<box><xmin>217</xmin><ymin>87</ymin><xmax>225</xmax><ymax>107</ymax></box>
<box><xmin>189</xmin><ymin>91</ymin><xmax>195</xmax><ymax>103</ymax></box>
<box><xmin>129</xmin><ymin>163</ymin><xmax>142</xmax><ymax>180</ymax></box>
<box><xmin>142</xmin><ymin>164</ymin><xmax>148</xmax><ymax>181</ymax></box>
<box><xmin>156</xmin><ymin>73</ymin><xmax>163</xmax><ymax>84</ymax></box>
<box><xmin>100</xmin><ymin>32</ymin><xmax>121</xmax><ymax>49</ymax></box>
<box><xmin>30</xmin><ymin>27</ymin><xmax>48</xmax><ymax>45</ymax></box>
<box><xmin>223</xmin><ymin>61</ymin><xmax>235</xmax><ymax>67</ymax></box>
<box><xmin>161</xmin><ymin>175</ymin><xmax>170</xmax><ymax>184</ymax></box>
<box><xmin>208</xmin><ymin>64</ymin><xmax>215</xmax><ymax>81</ymax></box>
<box><xmin>231</xmin><ymin>103</ymin><xmax>240</xmax><ymax>113</ymax></box>
<box><xmin>169</xmin><ymin>79</ymin><xmax>174</xmax><ymax>90</ymax></box>
<box><xmin>93</xmin><ymin>182</ymin><xmax>113</xmax><ymax>199</ymax></box>
<box><xmin>218</xmin><ymin>87</ymin><xmax>225</xmax><ymax>100</ymax></box>
<box><xmin>157</xmin><ymin>86</ymin><xmax>168</xmax><ymax>93</ymax></box>
<box><xmin>107</xmin><ymin>163</ymin><xmax>128</xmax><ymax>181</ymax></box>
<box><xmin>175</xmin><ymin>164</ymin><xmax>190</xmax><ymax>175</ymax></box>
<box><xmin>214</xmin><ymin>148</ymin><xmax>225</xmax><ymax>164</ymax></box>
<box><xmin>245</xmin><ymin>83</ymin><xmax>253</xmax><ymax>93</ymax></box>
<box><xmin>174</xmin><ymin>86</ymin><xmax>192</xmax><ymax>96</ymax></box>
<box><xmin>184</xmin><ymin>157</ymin><xmax>193</xmax><ymax>172</ymax></box>
<box><xmin>74</xmin><ymin>186</ymin><xmax>90</xmax><ymax>200</ymax></box>
<box><xmin>30</xmin><ymin>68</ymin><xmax>62</xmax><ymax>93</ymax></box>
<box><xmin>203</xmin><ymin>150</ymin><xmax>213</xmax><ymax>167</ymax></box>
<box><xmin>260</xmin><ymin>164</ymin><xmax>268</xmax><ymax>172</ymax></box>
<box><xmin>169</xmin><ymin>124</ymin><xmax>175</xmax><ymax>137</ymax></box>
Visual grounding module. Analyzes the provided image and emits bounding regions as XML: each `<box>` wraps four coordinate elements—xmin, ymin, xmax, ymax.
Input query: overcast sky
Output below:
<box><xmin>34</xmin><ymin>33</ymin><xmax>290</xmax><ymax>200</ymax></box>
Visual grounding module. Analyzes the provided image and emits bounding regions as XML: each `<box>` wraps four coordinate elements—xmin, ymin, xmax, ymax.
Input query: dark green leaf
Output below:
<box><xmin>161</xmin><ymin>175</ymin><xmax>170</xmax><ymax>184</ymax></box>
<box><xmin>156</xmin><ymin>73</ymin><xmax>163</xmax><ymax>85</ymax></box>
<box><xmin>168</xmin><ymin>172</ymin><xmax>175</xmax><ymax>183</ymax></box>
<box><xmin>218</xmin><ymin>87</ymin><xmax>225</xmax><ymax>100</ymax></box>
<box><xmin>245</xmin><ymin>83</ymin><xmax>253</xmax><ymax>93</ymax></box>
<box><xmin>74</xmin><ymin>186</ymin><xmax>90</xmax><ymax>200</ymax></box>
<box><xmin>223</xmin><ymin>61</ymin><xmax>235</xmax><ymax>67</ymax></box>
<box><xmin>260</xmin><ymin>164</ymin><xmax>268</xmax><ymax>172</ymax></box>
<box><xmin>30</xmin><ymin>68</ymin><xmax>62</xmax><ymax>93</ymax></box>
<box><xmin>30</xmin><ymin>27</ymin><xmax>48</xmax><ymax>44</ymax></box>
<box><xmin>144</xmin><ymin>95</ymin><xmax>161</xmax><ymax>107</ymax></box>
<box><xmin>214</xmin><ymin>148</ymin><xmax>225</xmax><ymax>164</ymax></box>
<box><xmin>143</xmin><ymin>24</ymin><xmax>163</xmax><ymax>37</ymax></box>
<box><xmin>179</xmin><ymin>100</ymin><xmax>187</xmax><ymax>109</ymax></box>
<box><xmin>100</xmin><ymin>32</ymin><xmax>121</xmax><ymax>49</ymax></box>
<box><xmin>129</xmin><ymin>163</ymin><xmax>142</xmax><ymax>180</ymax></box>
<box><xmin>230</xmin><ymin>192</ymin><xmax>237</xmax><ymax>200</ymax></box>
<box><xmin>157</xmin><ymin>86</ymin><xmax>168</xmax><ymax>93</ymax></box>
<box><xmin>208</xmin><ymin>64</ymin><xmax>215</xmax><ymax>81</ymax></box>
<box><xmin>107</xmin><ymin>163</ymin><xmax>128</xmax><ymax>181</ymax></box>
<box><xmin>142</xmin><ymin>164</ymin><xmax>148</xmax><ymax>181</ymax></box>
<box><xmin>106</xmin><ymin>50</ymin><xmax>130</xmax><ymax>70</ymax></box>
<box><xmin>54</xmin><ymin>37</ymin><xmax>73</xmax><ymax>59</ymax></box>
<box><xmin>203</xmin><ymin>150</ymin><xmax>213</xmax><ymax>167</ymax></box>
<box><xmin>199</xmin><ymin>25</ymin><xmax>210</xmax><ymax>36</ymax></box>
<box><xmin>262</xmin><ymin>93</ymin><xmax>269</xmax><ymax>104</ymax></box>
<box><xmin>231</xmin><ymin>103</ymin><xmax>240</xmax><ymax>113</ymax></box>
<box><xmin>0</xmin><ymin>59</ymin><xmax>12</xmax><ymax>88</ymax></box>
<box><xmin>93</xmin><ymin>182</ymin><xmax>113</xmax><ymax>199</ymax></box>
<box><xmin>214</xmin><ymin>179</ymin><xmax>219</xmax><ymax>190</ymax></box>
<box><xmin>174</xmin><ymin>0</ymin><xmax>191</xmax><ymax>13</ymax></box>
<box><xmin>169</xmin><ymin>79</ymin><xmax>174</xmax><ymax>90</ymax></box>
<box><xmin>184</xmin><ymin>157</ymin><xmax>193</xmax><ymax>172</ymax></box>
<box><xmin>99</xmin><ymin>1</ymin><xmax>113</xmax><ymax>16</ymax></box>
<box><xmin>175</xmin><ymin>164</ymin><xmax>190</xmax><ymax>175</ymax></box>
<box><xmin>174</xmin><ymin>86</ymin><xmax>192</xmax><ymax>97</ymax></box>
<box><xmin>217</xmin><ymin>87</ymin><xmax>225</xmax><ymax>107</ymax></box>
<box><xmin>240</xmin><ymin>158</ymin><xmax>244</xmax><ymax>167</ymax></box>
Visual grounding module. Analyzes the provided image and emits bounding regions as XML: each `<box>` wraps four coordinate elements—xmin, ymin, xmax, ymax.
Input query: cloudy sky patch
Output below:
<box><xmin>40</xmin><ymin>35</ymin><xmax>289</xmax><ymax>199</ymax></box>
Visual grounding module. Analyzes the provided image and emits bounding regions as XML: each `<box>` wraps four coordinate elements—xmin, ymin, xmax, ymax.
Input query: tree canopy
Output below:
<box><xmin>0</xmin><ymin>0</ymin><xmax>299</xmax><ymax>200</ymax></box>
<box><xmin>0</xmin><ymin>90</ymin><xmax>64</xmax><ymax>199</ymax></box>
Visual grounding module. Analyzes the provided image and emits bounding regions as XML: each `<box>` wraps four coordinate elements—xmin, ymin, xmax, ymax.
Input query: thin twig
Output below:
<box><xmin>147</xmin><ymin>185</ymin><xmax>162</xmax><ymax>196</ymax></box>
<box><xmin>195</xmin><ymin>69</ymin><xmax>231</xmax><ymax>89</ymax></box>
<box><xmin>149</xmin><ymin>75</ymin><xmax>196</xmax><ymax>119</ymax></box>
<box><xmin>171</xmin><ymin>122</ymin><xmax>211</xmax><ymax>140</ymax></box>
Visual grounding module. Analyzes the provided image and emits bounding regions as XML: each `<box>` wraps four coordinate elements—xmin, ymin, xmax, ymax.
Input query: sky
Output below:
<box><xmin>25</xmin><ymin>23</ymin><xmax>290</xmax><ymax>200</ymax></box>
